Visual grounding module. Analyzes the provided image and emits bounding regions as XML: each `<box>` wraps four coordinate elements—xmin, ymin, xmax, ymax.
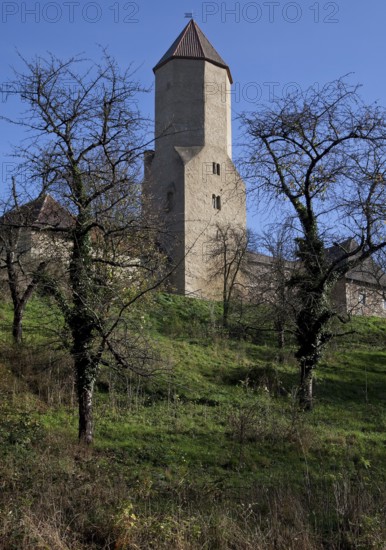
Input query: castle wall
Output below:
<box><xmin>330</xmin><ymin>278</ymin><xmax>347</xmax><ymax>315</ymax></box>
<box><xmin>345</xmin><ymin>279</ymin><xmax>386</xmax><ymax>318</ymax></box>
<box><xmin>181</xmin><ymin>146</ymin><xmax>246</xmax><ymax>298</ymax></box>
<box><xmin>204</xmin><ymin>61</ymin><xmax>232</xmax><ymax>157</ymax></box>
<box><xmin>155</xmin><ymin>59</ymin><xmax>205</xmax><ymax>151</ymax></box>
<box><xmin>143</xmin><ymin>147</ymin><xmax>186</xmax><ymax>293</ymax></box>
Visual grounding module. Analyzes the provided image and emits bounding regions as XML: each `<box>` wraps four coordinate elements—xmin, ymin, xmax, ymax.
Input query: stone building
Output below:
<box><xmin>144</xmin><ymin>19</ymin><xmax>246</xmax><ymax>298</ymax></box>
<box><xmin>248</xmin><ymin>245</ymin><xmax>386</xmax><ymax>319</ymax></box>
<box><xmin>144</xmin><ymin>20</ymin><xmax>386</xmax><ymax>317</ymax></box>
<box><xmin>2</xmin><ymin>22</ymin><xmax>384</xmax><ymax>318</ymax></box>
<box><xmin>0</xmin><ymin>194</ymin><xmax>73</xmax><ymax>288</ymax></box>
<box><xmin>328</xmin><ymin>240</ymin><xmax>386</xmax><ymax>317</ymax></box>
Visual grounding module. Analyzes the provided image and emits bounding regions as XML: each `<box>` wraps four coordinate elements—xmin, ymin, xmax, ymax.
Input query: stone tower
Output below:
<box><xmin>144</xmin><ymin>19</ymin><xmax>246</xmax><ymax>298</ymax></box>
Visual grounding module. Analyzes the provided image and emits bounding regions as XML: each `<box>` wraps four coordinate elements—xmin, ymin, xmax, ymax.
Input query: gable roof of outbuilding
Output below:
<box><xmin>326</xmin><ymin>239</ymin><xmax>386</xmax><ymax>287</ymax></box>
<box><xmin>247</xmin><ymin>239</ymin><xmax>386</xmax><ymax>288</ymax></box>
<box><xmin>0</xmin><ymin>194</ymin><xmax>74</xmax><ymax>231</ymax></box>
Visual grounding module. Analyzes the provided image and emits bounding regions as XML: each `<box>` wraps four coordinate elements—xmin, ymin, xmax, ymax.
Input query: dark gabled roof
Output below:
<box><xmin>247</xmin><ymin>240</ymin><xmax>386</xmax><ymax>287</ymax></box>
<box><xmin>346</xmin><ymin>264</ymin><xmax>386</xmax><ymax>286</ymax></box>
<box><xmin>325</xmin><ymin>238</ymin><xmax>358</xmax><ymax>262</ymax></box>
<box><xmin>0</xmin><ymin>194</ymin><xmax>74</xmax><ymax>230</ymax></box>
<box><xmin>326</xmin><ymin>239</ymin><xmax>386</xmax><ymax>287</ymax></box>
<box><xmin>153</xmin><ymin>19</ymin><xmax>233</xmax><ymax>83</ymax></box>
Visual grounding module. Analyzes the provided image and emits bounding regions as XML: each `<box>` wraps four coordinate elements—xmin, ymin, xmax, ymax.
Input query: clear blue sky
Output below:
<box><xmin>1</xmin><ymin>0</ymin><xmax>386</xmax><ymax>229</ymax></box>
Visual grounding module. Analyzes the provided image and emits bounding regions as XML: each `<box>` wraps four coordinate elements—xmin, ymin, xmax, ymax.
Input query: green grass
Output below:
<box><xmin>0</xmin><ymin>292</ymin><xmax>385</xmax><ymax>548</ymax></box>
<box><xmin>0</xmin><ymin>293</ymin><xmax>64</xmax><ymax>344</ymax></box>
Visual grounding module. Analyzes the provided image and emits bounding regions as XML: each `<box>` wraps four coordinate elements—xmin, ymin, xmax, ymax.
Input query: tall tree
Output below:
<box><xmin>242</xmin><ymin>79</ymin><xmax>386</xmax><ymax>409</ymax></box>
<box><xmin>2</xmin><ymin>52</ymin><xmax>166</xmax><ymax>443</ymax></box>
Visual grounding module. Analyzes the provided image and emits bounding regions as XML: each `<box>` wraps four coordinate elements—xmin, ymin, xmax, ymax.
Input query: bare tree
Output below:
<box><xmin>2</xmin><ymin>51</ymin><xmax>167</xmax><ymax>443</ymax></box>
<box><xmin>207</xmin><ymin>223</ymin><xmax>253</xmax><ymax>328</ymax></box>
<box><xmin>242</xmin><ymin>78</ymin><xmax>386</xmax><ymax>409</ymax></box>
<box><xmin>0</xmin><ymin>224</ymin><xmax>45</xmax><ymax>344</ymax></box>
<box><xmin>0</xmin><ymin>182</ymin><xmax>56</xmax><ymax>343</ymax></box>
<box><xmin>250</xmin><ymin>224</ymin><xmax>298</xmax><ymax>357</ymax></box>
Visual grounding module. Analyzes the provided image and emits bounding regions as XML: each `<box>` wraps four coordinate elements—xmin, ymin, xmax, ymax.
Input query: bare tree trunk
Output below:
<box><xmin>277</xmin><ymin>328</ymin><xmax>285</xmax><ymax>349</ymax></box>
<box><xmin>275</xmin><ymin>319</ymin><xmax>285</xmax><ymax>358</ymax></box>
<box><xmin>74</xmin><ymin>344</ymin><xmax>96</xmax><ymax>444</ymax></box>
<box><xmin>7</xmin><ymin>249</ymin><xmax>23</xmax><ymax>344</ymax></box>
<box><xmin>223</xmin><ymin>299</ymin><xmax>229</xmax><ymax>329</ymax></box>
<box><xmin>276</xmin><ymin>321</ymin><xmax>285</xmax><ymax>363</ymax></box>
<box><xmin>70</xmin><ymin>215</ymin><xmax>98</xmax><ymax>445</ymax></box>
<box><xmin>12</xmin><ymin>304</ymin><xmax>24</xmax><ymax>344</ymax></box>
<box><xmin>275</xmin><ymin>319</ymin><xmax>285</xmax><ymax>350</ymax></box>
<box><xmin>72</xmin><ymin>329</ymin><xmax>97</xmax><ymax>445</ymax></box>
<box><xmin>6</xmin><ymin>251</ymin><xmax>46</xmax><ymax>345</ymax></box>
<box><xmin>299</xmin><ymin>362</ymin><xmax>313</xmax><ymax>410</ymax></box>
<box><xmin>295</xmin><ymin>307</ymin><xmax>320</xmax><ymax>411</ymax></box>
<box><xmin>77</xmin><ymin>375</ymin><xmax>94</xmax><ymax>444</ymax></box>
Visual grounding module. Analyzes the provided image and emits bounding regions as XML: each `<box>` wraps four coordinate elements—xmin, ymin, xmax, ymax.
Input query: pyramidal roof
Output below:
<box><xmin>153</xmin><ymin>20</ymin><xmax>233</xmax><ymax>83</ymax></box>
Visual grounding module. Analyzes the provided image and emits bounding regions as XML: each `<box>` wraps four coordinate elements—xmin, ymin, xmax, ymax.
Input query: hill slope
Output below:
<box><xmin>0</xmin><ymin>294</ymin><xmax>385</xmax><ymax>549</ymax></box>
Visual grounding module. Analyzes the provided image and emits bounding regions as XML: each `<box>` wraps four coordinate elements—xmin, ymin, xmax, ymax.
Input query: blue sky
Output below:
<box><xmin>1</xmin><ymin>0</ymin><xmax>386</xmax><ymax>229</ymax></box>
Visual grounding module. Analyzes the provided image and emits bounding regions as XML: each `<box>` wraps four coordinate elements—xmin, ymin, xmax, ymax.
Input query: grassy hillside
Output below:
<box><xmin>0</xmin><ymin>294</ymin><xmax>385</xmax><ymax>549</ymax></box>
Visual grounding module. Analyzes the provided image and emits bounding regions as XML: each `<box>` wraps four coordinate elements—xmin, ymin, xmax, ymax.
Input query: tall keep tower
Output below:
<box><xmin>145</xmin><ymin>20</ymin><xmax>246</xmax><ymax>297</ymax></box>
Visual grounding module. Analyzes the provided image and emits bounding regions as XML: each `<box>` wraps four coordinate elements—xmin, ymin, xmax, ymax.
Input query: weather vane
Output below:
<box><xmin>184</xmin><ymin>11</ymin><xmax>194</xmax><ymax>19</ymax></box>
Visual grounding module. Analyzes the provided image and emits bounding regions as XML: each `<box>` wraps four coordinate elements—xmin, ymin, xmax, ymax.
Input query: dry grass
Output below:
<box><xmin>1</xmin><ymin>408</ymin><xmax>385</xmax><ymax>550</ymax></box>
<box><xmin>0</xmin><ymin>296</ymin><xmax>385</xmax><ymax>549</ymax></box>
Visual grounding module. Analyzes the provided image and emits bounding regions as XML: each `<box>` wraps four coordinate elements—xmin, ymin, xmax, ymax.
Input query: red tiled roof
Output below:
<box><xmin>153</xmin><ymin>20</ymin><xmax>233</xmax><ymax>83</ymax></box>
